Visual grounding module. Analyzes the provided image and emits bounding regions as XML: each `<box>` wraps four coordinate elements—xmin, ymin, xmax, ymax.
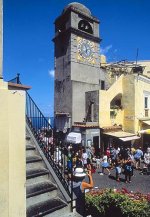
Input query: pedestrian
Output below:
<box><xmin>71</xmin><ymin>168</ymin><xmax>94</xmax><ymax>216</ymax></box>
<box><xmin>95</xmin><ymin>155</ymin><xmax>101</xmax><ymax>169</ymax></box>
<box><xmin>110</xmin><ymin>147</ymin><xmax>117</xmax><ymax>168</ymax></box>
<box><xmin>87</xmin><ymin>158</ymin><xmax>92</xmax><ymax>171</ymax></box>
<box><xmin>75</xmin><ymin>156</ymin><xmax>83</xmax><ymax>168</ymax></box>
<box><xmin>82</xmin><ymin>149</ymin><xmax>88</xmax><ymax>169</ymax></box>
<box><xmin>124</xmin><ymin>160</ymin><xmax>133</xmax><ymax>183</ymax></box>
<box><xmin>134</xmin><ymin>147</ymin><xmax>143</xmax><ymax>170</ymax></box>
<box><xmin>100</xmin><ymin>153</ymin><xmax>111</xmax><ymax>176</ymax></box>
<box><xmin>106</xmin><ymin>147</ymin><xmax>111</xmax><ymax>158</ymax></box>
<box><xmin>115</xmin><ymin>159</ymin><xmax>122</xmax><ymax>182</ymax></box>
<box><xmin>147</xmin><ymin>146</ymin><xmax>150</xmax><ymax>153</ymax></box>
<box><xmin>140</xmin><ymin>148</ymin><xmax>150</xmax><ymax>175</ymax></box>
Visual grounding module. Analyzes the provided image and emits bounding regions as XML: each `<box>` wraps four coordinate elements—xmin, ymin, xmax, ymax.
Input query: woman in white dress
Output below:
<box><xmin>100</xmin><ymin>153</ymin><xmax>111</xmax><ymax>176</ymax></box>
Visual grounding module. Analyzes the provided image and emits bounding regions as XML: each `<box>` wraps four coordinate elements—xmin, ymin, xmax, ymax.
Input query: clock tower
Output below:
<box><xmin>53</xmin><ymin>2</ymin><xmax>105</xmax><ymax>132</ymax></box>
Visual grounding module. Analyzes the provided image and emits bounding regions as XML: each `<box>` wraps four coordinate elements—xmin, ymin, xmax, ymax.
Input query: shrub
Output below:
<box><xmin>85</xmin><ymin>188</ymin><xmax>150</xmax><ymax>217</ymax></box>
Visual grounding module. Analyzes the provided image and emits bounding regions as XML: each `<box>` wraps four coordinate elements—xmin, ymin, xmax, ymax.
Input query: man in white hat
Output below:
<box><xmin>71</xmin><ymin>168</ymin><xmax>94</xmax><ymax>215</ymax></box>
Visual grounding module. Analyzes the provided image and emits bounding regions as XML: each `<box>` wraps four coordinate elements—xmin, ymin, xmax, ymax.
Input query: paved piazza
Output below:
<box><xmin>85</xmin><ymin>168</ymin><xmax>150</xmax><ymax>194</ymax></box>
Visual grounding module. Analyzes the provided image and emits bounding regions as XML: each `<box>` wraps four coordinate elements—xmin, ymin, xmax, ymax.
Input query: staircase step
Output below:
<box><xmin>26</xmin><ymin>151</ymin><xmax>38</xmax><ymax>157</ymax></box>
<box><xmin>26</xmin><ymin>135</ymin><xmax>31</xmax><ymax>140</ymax></box>
<box><xmin>26</xmin><ymin>168</ymin><xmax>49</xmax><ymax>179</ymax></box>
<box><xmin>26</xmin><ymin>144</ymin><xmax>36</xmax><ymax>150</ymax></box>
<box><xmin>27</xmin><ymin>198</ymin><xmax>67</xmax><ymax>217</ymax></box>
<box><xmin>27</xmin><ymin>181</ymin><xmax>57</xmax><ymax>198</ymax></box>
<box><xmin>26</xmin><ymin>155</ymin><xmax>44</xmax><ymax>169</ymax></box>
<box><xmin>26</xmin><ymin>155</ymin><xmax>42</xmax><ymax>164</ymax></box>
<box><xmin>26</xmin><ymin>181</ymin><xmax>58</xmax><ymax>207</ymax></box>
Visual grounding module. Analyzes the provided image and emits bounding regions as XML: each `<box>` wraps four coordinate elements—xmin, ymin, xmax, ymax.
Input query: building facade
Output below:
<box><xmin>99</xmin><ymin>66</ymin><xmax>150</xmax><ymax>150</ymax></box>
<box><xmin>53</xmin><ymin>3</ymin><xmax>107</xmax><ymax>135</ymax></box>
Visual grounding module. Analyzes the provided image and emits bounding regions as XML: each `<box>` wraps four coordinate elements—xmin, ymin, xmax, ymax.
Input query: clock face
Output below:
<box><xmin>77</xmin><ymin>37</ymin><xmax>95</xmax><ymax>63</ymax></box>
<box><xmin>80</xmin><ymin>42</ymin><xmax>92</xmax><ymax>58</ymax></box>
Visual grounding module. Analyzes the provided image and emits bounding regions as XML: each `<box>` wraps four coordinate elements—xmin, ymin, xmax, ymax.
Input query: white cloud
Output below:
<box><xmin>100</xmin><ymin>45</ymin><xmax>112</xmax><ymax>55</ymax></box>
<box><xmin>49</xmin><ymin>69</ymin><xmax>54</xmax><ymax>78</ymax></box>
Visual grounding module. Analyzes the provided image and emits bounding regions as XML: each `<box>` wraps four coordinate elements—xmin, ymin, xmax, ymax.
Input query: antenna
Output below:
<box><xmin>136</xmin><ymin>48</ymin><xmax>139</xmax><ymax>65</ymax></box>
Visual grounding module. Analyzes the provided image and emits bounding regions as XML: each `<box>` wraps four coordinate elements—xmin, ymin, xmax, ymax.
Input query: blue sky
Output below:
<box><xmin>3</xmin><ymin>0</ymin><xmax>150</xmax><ymax>117</ymax></box>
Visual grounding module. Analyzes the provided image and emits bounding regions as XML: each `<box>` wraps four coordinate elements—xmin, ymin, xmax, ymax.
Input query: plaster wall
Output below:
<box><xmin>0</xmin><ymin>80</ymin><xmax>26</xmax><ymax>217</ymax></box>
<box><xmin>72</xmin><ymin>81</ymin><xmax>99</xmax><ymax>123</ymax></box>
<box><xmin>54</xmin><ymin>33</ymin><xmax>72</xmax><ymax>114</ymax></box>
<box><xmin>99</xmin><ymin>75</ymin><xmax>124</xmax><ymax>127</ymax></box>
<box><xmin>85</xmin><ymin>90</ymin><xmax>99</xmax><ymax>122</ymax></box>
<box><xmin>138</xmin><ymin>61</ymin><xmax>150</xmax><ymax>78</ymax></box>
<box><xmin>122</xmin><ymin>75</ymin><xmax>150</xmax><ymax>133</ymax></box>
<box><xmin>99</xmin><ymin>73</ymin><xmax>150</xmax><ymax>134</ymax></box>
<box><xmin>0</xmin><ymin>0</ymin><xmax>2</xmax><ymax>79</ymax></box>
<box><xmin>122</xmin><ymin>75</ymin><xmax>135</xmax><ymax>133</ymax></box>
<box><xmin>134</xmin><ymin>75</ymin><xmax>150</xmax><ymax>131</ymax></box>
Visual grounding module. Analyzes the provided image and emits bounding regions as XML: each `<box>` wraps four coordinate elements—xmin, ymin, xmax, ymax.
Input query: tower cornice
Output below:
<box><xmin>52</xmin><ymin>27</ymin><xmax>101</xmax><ymax>43</ymax></box>
<box><xmin>55</xmin><ymin>6</ymin><xmax>99</xmax><ymax>25</ymax></box>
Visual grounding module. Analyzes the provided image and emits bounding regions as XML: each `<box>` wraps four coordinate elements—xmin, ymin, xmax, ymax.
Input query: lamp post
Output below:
<box><xmin>71</xmin><ymin>148</ymin><xmax>73</xmax><ymax>212</ymax></box>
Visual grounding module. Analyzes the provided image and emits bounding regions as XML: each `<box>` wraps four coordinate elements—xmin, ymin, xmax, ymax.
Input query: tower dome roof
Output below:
<box><xmin>63</xmin><ymin>2</ymin><xmax>91</xmax><ymax>16</ymax></box>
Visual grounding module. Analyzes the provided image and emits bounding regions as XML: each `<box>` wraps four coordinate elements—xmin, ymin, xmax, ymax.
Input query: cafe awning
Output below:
<box><xmin>138</xmin><ymin>129</ymin><xmax>150</xmax><ymax>134</ymax></box>
<box><xmin>103</xmin><ymin>131</ymin><xmax>135</xmax><ymax>138</ymax></box>
<box><xmin>66</xmin><ymin>132</ymin><xmax>81</xmax><ymax>144</ymax></box>
<box><xmin>142</xmin><ymin>120</ymin><xmax>150</xmax><ymax>126</ymax></box>
<box><xmin>119</xmin><ymin>135</ymin><xmax>140</xmax><ymax>142</ymax></box>
<box><xmin>103</xmin><ymin>131</ymin><xmax>140</xmax><ymax>141</ymax></box>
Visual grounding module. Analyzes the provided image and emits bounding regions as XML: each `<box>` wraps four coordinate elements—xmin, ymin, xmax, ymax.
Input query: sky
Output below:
<box><xmin>3</xmin><ymin>0</ymin><xmax>150</xmax><ymax>117</ymax></box>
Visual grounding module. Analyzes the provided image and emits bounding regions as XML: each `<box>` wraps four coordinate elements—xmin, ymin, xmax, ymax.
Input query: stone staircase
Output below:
<box><xmin>25</xmin><ymin>128</ymin><xmax>75</xmax><ymax>217</ymax></box>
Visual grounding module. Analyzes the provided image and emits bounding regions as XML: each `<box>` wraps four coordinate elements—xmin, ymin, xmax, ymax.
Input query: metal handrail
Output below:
<box><xmin>8</xmin><ymin>75</ymin><xmax>73</xmax><ymax>201</ymax></box>
<box><xmin>26</xmin><ymin>88</ymin><xmax>72</xmax><ymax>198</ymax></box>
<box><xmin>8</xmin><ymin>73</ymin><xmax>21</xmax><ymax>84</ymax></box>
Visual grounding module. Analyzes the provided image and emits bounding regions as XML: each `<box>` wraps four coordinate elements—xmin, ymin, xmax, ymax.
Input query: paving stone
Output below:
<box><xmin>86</xmin><ymin>167</ymin><xmax>150</xmax><ymax>194</ymax></box>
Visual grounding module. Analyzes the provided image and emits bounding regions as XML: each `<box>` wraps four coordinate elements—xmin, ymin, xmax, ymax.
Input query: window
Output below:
<box><xmin>144</xmin><ymin>93</ymin><xmax>150</xmax><ymax>117</ymax></box>
<box><xmin>144</xmin><ymin>97</ymin><xmax>148</xmax><ymax>109</ymax></box>
<box><xmin>85</xmin><ymin>101</ymin><xmax>94</xmax><ymax>122</ymax></box>
<box><xmin>101</xmin><ymin>80</ymin><xmax>105</xmax><ymax>90</ymax></box>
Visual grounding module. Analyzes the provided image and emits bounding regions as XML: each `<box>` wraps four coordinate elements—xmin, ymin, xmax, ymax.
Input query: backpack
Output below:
<box><xmin>125</xmin><ymin>165</ymin><xmax>132</xmax><ymax>172</ymax></box>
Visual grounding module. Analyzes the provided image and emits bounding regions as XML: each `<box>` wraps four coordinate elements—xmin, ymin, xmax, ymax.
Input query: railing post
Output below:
<box><xmin>17</xmin><ymin>73</ymin><xmax>20</xmax><ymax>84</ymax></box>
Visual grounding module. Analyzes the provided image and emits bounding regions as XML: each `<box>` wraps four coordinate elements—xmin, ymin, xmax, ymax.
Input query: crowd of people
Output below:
<box><xmin>101</xmin><ymin>145</ymin><xmax>150</xmax><ymax>180</ymax></box>
<box><xmin>35</xmin><ymin>129</ymin><xmax>150</xmax><ymax>215</ymax></box>
<box><xmin>36</xmin><ymin>127</ymin><xmax>150</xmax><ymax>182</ymax></box>
<box><xmin>66</xmin><ymin>144</ymin><xmax>150</xmax><ymax>215</ymax></box>
<box><xmin>66</xmin><ymin>144</ymin><xmax>150</xmax><ymax>184</ymax></box>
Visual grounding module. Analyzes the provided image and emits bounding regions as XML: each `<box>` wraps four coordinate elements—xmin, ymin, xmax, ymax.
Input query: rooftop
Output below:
<box><xmin>63</xmin><ymin>2</ymin><xmax>91</xmax><ymax>16</ymax></box>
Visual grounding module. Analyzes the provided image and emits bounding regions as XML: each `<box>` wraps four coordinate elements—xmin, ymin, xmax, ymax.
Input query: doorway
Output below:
<box><xmin>93</xmin><ymin>136</ymin><xmax>100</xmax><ymax>156</ymax></box>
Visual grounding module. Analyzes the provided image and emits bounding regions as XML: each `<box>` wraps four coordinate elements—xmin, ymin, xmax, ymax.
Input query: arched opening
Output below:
<box><xmin>78</xmin><ymin>20</ymin><xmax>93</xmax><ymax>34</ymax></box>
<box><xmin>110</xmin><ymin>93</ymin><xmax>122</xmax><ymax>109</ymax></box>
